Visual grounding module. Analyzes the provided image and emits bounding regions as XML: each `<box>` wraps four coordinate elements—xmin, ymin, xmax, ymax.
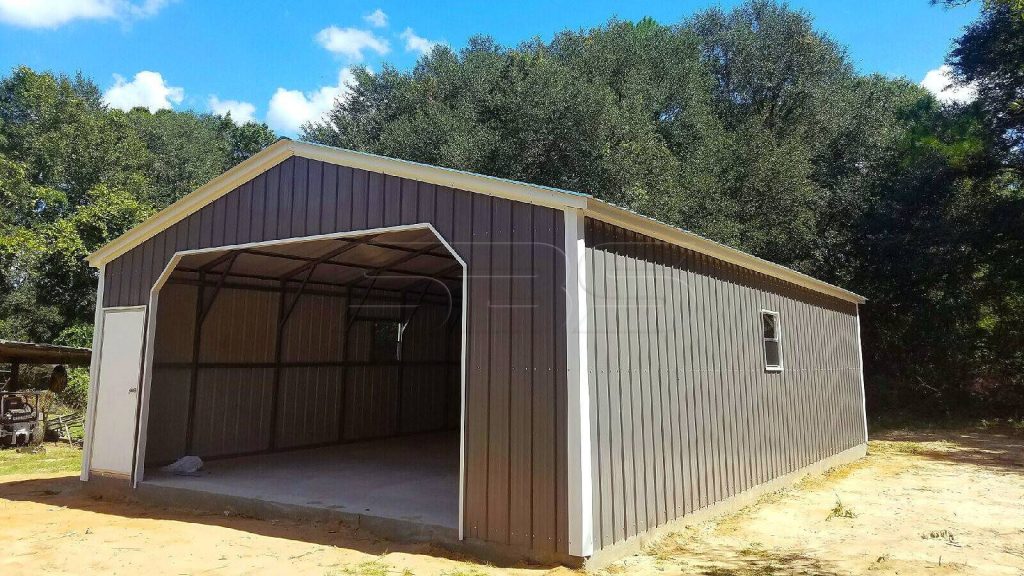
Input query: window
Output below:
<box><xmin>371</xmin><ymin>320</ymin><xmax>402</xmax><ymax>362</ymax></box>
<box><xmin>761</xmin><ymin>310</ymin><xmax>783</xmax><ymax>372</ymax></box>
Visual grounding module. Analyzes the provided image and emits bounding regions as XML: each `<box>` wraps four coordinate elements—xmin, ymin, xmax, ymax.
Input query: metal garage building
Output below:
<box><xmin>81</xmin><ymin>139</ymin><xmax>867</xmax><ymax>565</ymax></box>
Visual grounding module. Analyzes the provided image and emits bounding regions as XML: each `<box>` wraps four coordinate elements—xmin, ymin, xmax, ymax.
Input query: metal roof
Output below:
<box><xmin>87</xmin><ymin>139</ymin><xmax>865</xmax><ymax>304</ymax></box>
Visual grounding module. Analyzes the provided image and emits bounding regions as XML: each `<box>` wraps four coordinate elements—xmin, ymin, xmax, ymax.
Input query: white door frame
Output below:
<box><xmin>131</xmin><ymin>223</ymin><xmax>470</xmax><ymax>539</ymax></box>
<box><xmin>81</xmin><ymin>304</ymin><xmax>148</xmax><ymax>479</ymax></box>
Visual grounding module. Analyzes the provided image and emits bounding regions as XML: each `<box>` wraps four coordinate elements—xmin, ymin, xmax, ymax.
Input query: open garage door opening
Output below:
<box><xmin>137</xmin><ymin>225</ymin><xmax>465</xmax><ymax>537</ymax></box>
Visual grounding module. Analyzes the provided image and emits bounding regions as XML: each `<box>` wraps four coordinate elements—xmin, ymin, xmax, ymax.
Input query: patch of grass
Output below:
<box><xmin>439</xmin><ymin>569</ymin><xmax>490</xmax><ymax>576</ymax></box>
<box><xmin>868</xmin><ymin>439</ymin><xmax>958</xmax><ymax>455</ymax></box>
<box><xmin>0</xmin><ymin>442</ymin><xmax>82</xmax><ymax>476</ymax></box>
<box><xmin>329</xmin><ymin>558</ymin><xmax>414</xmax><ymax>576</ymax></box>
<box><xmin>921</xmin><ymin>529</ymin><xmax>957</xmax><ymax>544</ymax></box>
<box><xmin>825</xmin><ymin>496</ymin><xmax>856</xmax><ymax>520</ymax></box>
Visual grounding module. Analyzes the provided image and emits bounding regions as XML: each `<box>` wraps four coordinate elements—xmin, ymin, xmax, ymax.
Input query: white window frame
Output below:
<box><xmin>761</xmin><ymin>309</ymin><xmax>784</xmax><ymax>372</ymax></box>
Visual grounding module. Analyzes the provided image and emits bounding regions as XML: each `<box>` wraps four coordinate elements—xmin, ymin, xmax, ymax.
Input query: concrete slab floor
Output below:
<box><xmin>143</xmin><ymin>431</ymin><xmax>459</xmax><ymax>529</ymax></box>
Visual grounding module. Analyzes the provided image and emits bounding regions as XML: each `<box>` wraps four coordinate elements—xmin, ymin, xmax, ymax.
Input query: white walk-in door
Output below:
<box><xmin>88</xmin><ymin>307</ymin><xmax>147</xmax><ymax>476</ymax></box>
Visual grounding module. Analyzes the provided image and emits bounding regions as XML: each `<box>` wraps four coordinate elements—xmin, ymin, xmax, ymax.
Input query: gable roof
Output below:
<box><xmin>87</xmin><ymin>139</ymin><xmax>865</xmax><ymax>304</ymax></box>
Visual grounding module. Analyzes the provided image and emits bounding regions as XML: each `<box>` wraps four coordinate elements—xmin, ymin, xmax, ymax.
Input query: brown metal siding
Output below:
<box><xmin>584</xmin><ymin>218</ymin><xmax>865</xmax><ymax>550</ymax></box>
<box><xmin>105</xmin><ymin>156</ymin><xmax>570</xmax><ymax>556</ymax></box>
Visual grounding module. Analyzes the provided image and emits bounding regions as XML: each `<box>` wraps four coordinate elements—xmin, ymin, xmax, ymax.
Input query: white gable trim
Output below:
<box><xmin>87</xmin><ymin>140</ymin><xmax>865</xmax><ymax>304</ymax></box>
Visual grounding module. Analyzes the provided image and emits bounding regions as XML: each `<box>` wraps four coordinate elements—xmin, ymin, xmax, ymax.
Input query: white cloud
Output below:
<box><xmin>920</xmin><ymin>65</ymin><xmax>977</xmax><ymax>105</ymax></box>
<box><xmin>363</xmin><ymin>8</ymin><xmax>387</xmax><ymax>28</ymax></box>
<box><xmin>0</xmin><ymin>0</ymin><xmax>171</xmax><ymax>29</ymax></box>
<box><xmin>400</xmin><ymin>27</ymin><xmax>439</xmax><ymax>55</ymax></box>
<box><xmin>102</xmin><ymin>71</ymin><xmax>184</xmax><ymax>112</ymax></box>
<box><xmin>315</xmin><ymin>26</ymin><xmax>389</xmax><ymax>62</ymax></box>
<box><xmin>266</xmin><ymin>68</ymin><xmax>356</xmax><ymax>135</ymax></box>
<box><xmin>208</xmin><ymin>96</ymin><xmax>257</xmax><ymax>124</ymax></box>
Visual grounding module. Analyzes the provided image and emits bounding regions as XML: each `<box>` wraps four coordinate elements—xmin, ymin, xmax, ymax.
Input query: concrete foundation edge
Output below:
<box><xmin>127</xmin><ymin>481</ymin><xmax>577</xmax><ymax>568</ymax></box>
<box><xmin>585</xmin><ymin>442</ymin><xmax>868</xmax><ymax>569</ymax></box>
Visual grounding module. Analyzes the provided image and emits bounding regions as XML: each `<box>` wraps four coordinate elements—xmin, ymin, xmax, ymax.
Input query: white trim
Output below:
<box><xmin>83</xmin><ymin>305</ymin><xmax>147</xmax><ymax>479</ymax></box>
<box><xmin>291</xmin><ymin>141</ymin><xmax>588</xmax><ymax>212</ymax></box>
<box><xmin>85</xmin><ymin>141</ymin><xmax>864</xmax><ymax>305</ymax></box>
<box><xmin>564</xmin><ymin>209</ymin><xmax>593</xmax><ymax>557</ymax></box>
<box><xmin>760</xmin><ymin>309</ymin><xmax>783</xmax><ymax>372</ymax></box>
<box><xmin>87</xmin><ymin>140</ymin><xmax>587</xmax><ymax>268</ymax></box>
<box><xmin>855</xmin><ymin>304</ymin><xmax>868</xmax><ymax>442</ymax></box>
<box><xmin>128</xmin><ymin>224</ymin><xmax>470</xmax><ymax>540</ymax></box>
<box><xmin>585</xmin><ymin>201</ymin><xmax>865</xmax><ymax>304</ymax></box>
<box><xmin>132</xmin><ymin>253</ymin><xmax>182</xmax><ymax>487</ymax></box>
<box><xmin>80</xmin><ymin>265</ymin><xmax>105</xmax><ymax>481</ymax></box>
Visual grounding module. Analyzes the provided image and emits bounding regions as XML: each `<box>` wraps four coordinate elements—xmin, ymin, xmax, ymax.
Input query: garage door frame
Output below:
<box><xmin>130</xmin><ymin>223</ymin><xmax>469</xmax><ymax>538</ymax></box>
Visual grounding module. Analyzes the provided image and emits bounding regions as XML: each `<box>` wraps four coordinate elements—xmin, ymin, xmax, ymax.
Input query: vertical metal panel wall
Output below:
<box><xmin>104</xmin><ymin>156</ymin><xmax>570</xmax><ymax>557</ymax></box>
<box><xmin>583</xmin><ymin>218</ymin><xmax>866</xmax><ymax>550</ymax></box>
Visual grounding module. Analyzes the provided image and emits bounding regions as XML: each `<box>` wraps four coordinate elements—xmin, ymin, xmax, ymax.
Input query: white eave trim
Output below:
<box><xmin>583</xmin><ymin>200</ymin><xmax>866</xmax><ymax>304</ymax></box>
<box><xmin>87</xmin><ymin>139</ymin><xmax>864</xmax><ymax>304</ymax></box>
<box><xmin>87</xmin><ymin>139</ymin><xmax>588</xmax><ymax>268</ymax></box>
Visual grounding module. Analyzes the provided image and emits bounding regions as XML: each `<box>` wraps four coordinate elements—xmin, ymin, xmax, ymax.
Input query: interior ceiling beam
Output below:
<box><xmin>279</xmin><ymin>234</ymin><xmax>381</xmax><ymax>281</ymax></box>
<box><xmin>172</xmin><ymin>267</ymin><xmax>459</xmax><ymax>293</ymax></box>
<box><xmin>342</xmin><ymin>244</ymin><xmax>441</xmax><ymax>290</ymax></box>
<box><xmin>165</xmin><ymin>276</ymin><xmax>457</xmax><ymax>306</ymax></box>
<box><xmin>239</xmin><ymin>247</ymin><xmax>461</xmax><ymax>282</ymax></box>
<box><xmin>175</xmin><ymin>257</ymin><xmax>461</xmax><ymax>284</ymax></box>
<box><xmin>198</xmin><ymin>251</ymin><xmax>240</xmax><ymax>324</ymax></box>
<box><xmin>197</xmin><ymin>249</ymin><xmax>239</xmax><ymax>273</ymax></box>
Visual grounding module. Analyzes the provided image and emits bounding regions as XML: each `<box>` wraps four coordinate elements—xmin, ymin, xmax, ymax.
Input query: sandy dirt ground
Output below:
<box><xmin>0</xmin><ymin>429</ymin><xmax>1021</xmax><ymax>575</ymax></box>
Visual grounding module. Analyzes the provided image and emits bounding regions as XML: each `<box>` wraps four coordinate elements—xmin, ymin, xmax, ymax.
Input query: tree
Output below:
<box><xmin>304</xmin><ymin>1</ymin><xmax>1023</xmax><ymax>417</ymax></box>
<box><xmin>0</xmin><ymin>66</ymin><xmax>277</xmax><ymax>343</ymax></box>
<box><xmin>947</xmin><ymin>1</ymin><xmax>1024</xmax><ymax>171</ymax></box>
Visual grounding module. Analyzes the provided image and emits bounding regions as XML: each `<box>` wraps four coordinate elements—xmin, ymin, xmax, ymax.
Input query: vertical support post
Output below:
<box><xmin>396</xmin><ymin>289</ymin><xmax>407</xmax><ymax>435</ymax></box>
<box><xmin>855</xmin><ymin>304</ymin><xmax>868</xmax><ymax>443</ymax></box>
<box><xmin>564</xmin><ymin>208</ymin><xmax>593</xmax><ymax>557</ymax></box>
<box><xmin>8</xmin><ymin>361</ymin><xmax>19</xmax><ymax>390</ymax></box>
<box><xmin>337</xmin><ymin>287</ymin><xmax>352</xmax><ymax>443</ymax></box>
<box><xmin>184</xmin><ymin>273</ymin><xmax>206</xmax><ymax>453</ymax></box>
<box><xmin>268</xmin><ymin>280</ymin><xmax>287</xmax><ymax>450</ymax></box>
<box><xmin>338</xmin><ymin>286</ymin><xmax>352</xmax><ymax>443</ymax></box>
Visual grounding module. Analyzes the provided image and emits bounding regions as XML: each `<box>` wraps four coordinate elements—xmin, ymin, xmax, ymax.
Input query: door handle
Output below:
<box><xmin>128</xmin><ymin>388</ymin><xmax>138</xmax><ymax>393</ymax></box>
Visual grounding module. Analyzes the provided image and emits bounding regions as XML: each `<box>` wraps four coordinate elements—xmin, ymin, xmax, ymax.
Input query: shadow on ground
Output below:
<box><xmin>872</xmin><ymin>429</ymin><xmax>1024</xmax><ymax>474</ymax></box>
<box><xmin>0</xmin><ymin>474</ymin><xmax>549</xmax><ymax>570</ymax></box>
<box><xmin>638</xmin><ymin>538</ymin><xmax>844</xmax><ymax>576</ymax></box>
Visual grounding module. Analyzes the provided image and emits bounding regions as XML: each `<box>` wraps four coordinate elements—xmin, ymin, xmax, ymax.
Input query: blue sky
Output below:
<box><xmin>0</xmin><ymin>0</ymin><xmax>980</xmax><ymax>135</ymax></box>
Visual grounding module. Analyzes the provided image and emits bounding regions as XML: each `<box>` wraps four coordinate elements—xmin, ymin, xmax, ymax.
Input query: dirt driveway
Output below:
<box><xmin>0</xmin><ymin>429</ymin><xmax>1021</xmax><ymax>575</ymax></box>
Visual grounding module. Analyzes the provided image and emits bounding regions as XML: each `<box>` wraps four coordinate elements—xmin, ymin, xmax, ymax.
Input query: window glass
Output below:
<box><xmin>761</xmin><ymin>311</ymin><xmax>782</xmax><ymax>371</ymax></box>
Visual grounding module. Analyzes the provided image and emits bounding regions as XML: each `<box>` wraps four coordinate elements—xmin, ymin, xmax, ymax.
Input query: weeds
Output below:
<box><xmin>330</xmin><ymin>557</ymin><xmax>413</xmax><ymax>576</ymax></box>
<box><xmin>439</xmin><ymin>569</ymin><xmax>490</xmax><ymax>576</ymax></box>
<box><xmin>921</xmin><ymin>529</ymin><xmax>957</xmax><ymax>544</ymax></box>
<box><xmin>825</xmin><ymin>496</ymin><xmax>856</xmax><ymax>520</ymax></box>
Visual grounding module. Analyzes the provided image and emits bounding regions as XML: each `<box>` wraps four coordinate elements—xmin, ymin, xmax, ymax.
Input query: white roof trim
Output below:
<box><xmin>87</xmin><ymin>140</ymin><xmax>865</xmax><ymax>304</ymax></box>
<box><xmin>585</xmin><ymin>201</ymin><xmax>865</xmax><ymax>304</ymax></box>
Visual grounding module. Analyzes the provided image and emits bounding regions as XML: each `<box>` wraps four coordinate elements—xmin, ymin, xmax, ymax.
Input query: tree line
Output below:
<box><xmin>1</xmin><ymin>1</ymin><xmax>1020</xmax><ymax>417</ymax></box>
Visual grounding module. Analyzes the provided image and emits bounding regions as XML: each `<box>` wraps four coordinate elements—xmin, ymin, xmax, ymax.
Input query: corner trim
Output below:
<box><xmin>564</xmin><ymin>209</ymin><xmax>594</xmax><ymax>557</ymax></box>
<box><xmin>855</xmin><ymin>304</ymin><xmax>868</xmax><ymax>442</ymax></box>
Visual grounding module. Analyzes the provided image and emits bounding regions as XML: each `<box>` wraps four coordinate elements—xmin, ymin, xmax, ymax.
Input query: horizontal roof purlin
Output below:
<box><xmin>87</xmin><ymin>139</ymin><xmax>865</xmax><ymax>304</ymax></box>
